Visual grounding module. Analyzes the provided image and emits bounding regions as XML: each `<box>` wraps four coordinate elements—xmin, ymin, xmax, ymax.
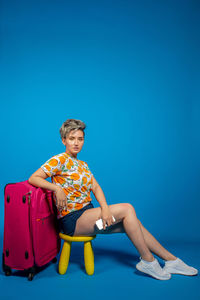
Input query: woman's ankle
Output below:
<box><xmin>164</xmin><ymin>255</ymin><xmax>177</xmax><ymax>261</ymax></box>
<box><xmin>141</xmin><ymin>254</ymin><xmax>155</xmax><ymax>262</ymax></box>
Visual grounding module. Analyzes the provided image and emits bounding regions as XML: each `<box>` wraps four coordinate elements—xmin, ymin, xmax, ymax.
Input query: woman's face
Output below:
<box><xmin>62</xmin><ymin>129</ymin><xmax>84</xmax><ymax>158</ymax></box>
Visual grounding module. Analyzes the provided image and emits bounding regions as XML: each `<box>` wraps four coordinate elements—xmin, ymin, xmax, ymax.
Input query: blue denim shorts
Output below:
<box><xmin>58</xmin><ymin>202</ymin><xmax>94</xmax><ymax>236</ymax></box>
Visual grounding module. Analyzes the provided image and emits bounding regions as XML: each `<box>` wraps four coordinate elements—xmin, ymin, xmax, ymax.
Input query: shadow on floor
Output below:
<box><xmin>1</xmin><ymin>230</ymin><xmax>138</xmax><ymax>278</ymax></box>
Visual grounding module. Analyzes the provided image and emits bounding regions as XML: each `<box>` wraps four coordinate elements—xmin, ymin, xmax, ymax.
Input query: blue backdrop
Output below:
<box><xmin>1</xmin><ymin>1</ymin><xmax>200</xmax><ymax>299</ymax></box>
<box><xmin>0</xmin><ymin>0</ymin><xmax>200</xmax><ymax>244</ymax></box>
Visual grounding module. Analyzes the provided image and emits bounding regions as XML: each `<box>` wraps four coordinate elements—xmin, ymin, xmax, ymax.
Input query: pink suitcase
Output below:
<box><xmin>3</xmin><ymin>180</ymin><xmax>61</xmax><ymax>280</ymax></box>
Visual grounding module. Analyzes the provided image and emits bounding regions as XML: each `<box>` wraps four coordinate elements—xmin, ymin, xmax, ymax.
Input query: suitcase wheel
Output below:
<box><xmin>28</xmin><ymin>272</ymin><xmax>34</xmax><ymax>281</ymax></box>
<box><xmin>5</xmin><ymin>269</ymin><xmax>12</xmax><ymax>276</ymax></box>
<box><xmin>27</xmin><ymin>267</ymin><xmax>35</xmax><ymax>281</ymax></box>
<box><xmin>2</xmin><ymin>253</ymin><xmax>12</xmax><ymax>276</ymax></box>
<box><xmin>52</xmin><ymin>257</ymin><xmax>57</xmax><ymax>263</ymax></box>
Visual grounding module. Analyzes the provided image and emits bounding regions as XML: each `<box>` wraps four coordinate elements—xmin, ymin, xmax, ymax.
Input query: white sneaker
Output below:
<box><xmin>163</xmin><ymin>258</ymin><xmax>198</xmax><ymax>276</ymax></box>
<box><xmin>136</xmin><ymin>257</ymin><xmax>171</xmax><ymax>280</ymax></box>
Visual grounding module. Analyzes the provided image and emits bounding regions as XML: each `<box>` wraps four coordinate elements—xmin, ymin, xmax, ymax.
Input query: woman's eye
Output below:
<box><xmin>69</xmin><ymin>137</ymin><xmax>83</xmax><ymax>141</ymax></box>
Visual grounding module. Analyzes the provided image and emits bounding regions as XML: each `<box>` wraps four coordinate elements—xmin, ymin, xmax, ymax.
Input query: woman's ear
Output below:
<box><xmin>62</xmin><ymin>138</ymin><xmax>66</xmax><ymax>146</ymax></box>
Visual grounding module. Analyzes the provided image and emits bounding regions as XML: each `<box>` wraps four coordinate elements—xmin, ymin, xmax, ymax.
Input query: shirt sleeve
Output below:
<box><xmin>84</xmin><ymin>162</ymin><xmax>93</xmax><ymax>177</ymax></box>
<box><xmin>40</xmin><ymin>155</ymin><xmax>62</xmax><ymax>177</ymax></box>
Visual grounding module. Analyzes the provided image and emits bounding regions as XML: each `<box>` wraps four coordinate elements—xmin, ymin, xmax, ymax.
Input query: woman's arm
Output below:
<box><xmin>29</xmin><ymin>168</ymin><xmax>58</xmax><ymax>192</ymax></box>
<box><xmin>91</xmin><ymin>176</ymin><xmax>114</xmax><ymax>229</ymax></box>
<box><xmin>91</xmin><ymin>176</ymin><xmax>108</xmax><ymax>209</ymax></box>
<box><xmin>28</xmin><ymin>168</ymin><xmax>68</xmax><ymax>210</ymax></box>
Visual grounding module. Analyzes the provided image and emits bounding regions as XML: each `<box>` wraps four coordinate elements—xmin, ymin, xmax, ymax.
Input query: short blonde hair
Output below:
<box><xmin>59</xmin><ymin>119</ymin><xmax>86</xmax><ymax>139</ymax></box>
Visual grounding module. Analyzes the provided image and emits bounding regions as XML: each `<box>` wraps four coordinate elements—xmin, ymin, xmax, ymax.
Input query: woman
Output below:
<box><xmin>29</xmin><ymin>119</ymin><xmax>198</xmax><ymax>280</ymax></box>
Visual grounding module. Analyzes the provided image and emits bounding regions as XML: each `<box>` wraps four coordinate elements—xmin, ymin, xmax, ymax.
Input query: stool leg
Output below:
<box><xmin>59</xmin><ymin>241</ymin><xmax>71</xmax><ymax>275</ymax></box>
<box><xmin>84</xmin><ymin>241</ymin><xmax>94</xmax><ymax>275</ymax></box>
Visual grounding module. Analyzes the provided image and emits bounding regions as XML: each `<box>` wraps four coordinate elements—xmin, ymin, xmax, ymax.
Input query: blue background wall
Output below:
<box><xmin>0</xmin><ymin>0</ymin><xmax>200</xmax><ymax>244</ymax></box>
<box><xmin>0</xmin><ymin>1</ymin><xmax>200</xmax><ymax>299</ymax></box>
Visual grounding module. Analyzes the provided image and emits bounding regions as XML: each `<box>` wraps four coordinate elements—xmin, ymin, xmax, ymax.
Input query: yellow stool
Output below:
<box><xmin>58</xmin><ymin>233</ymin><xmax>96</xmax><ymax>275</ymax></box>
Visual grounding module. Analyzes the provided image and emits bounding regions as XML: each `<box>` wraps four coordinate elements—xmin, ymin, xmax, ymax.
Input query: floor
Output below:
<box><xmin>1</xmin><ymin>231</ymin><xmax>200</xmax><ymax>300</ymax></box>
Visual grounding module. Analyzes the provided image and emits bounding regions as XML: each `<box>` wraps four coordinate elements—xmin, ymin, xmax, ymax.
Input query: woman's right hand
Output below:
<box><xmin>54</xmin><ymin>186</ymin><xmax>68</xmax><ymax>211</ymax></box>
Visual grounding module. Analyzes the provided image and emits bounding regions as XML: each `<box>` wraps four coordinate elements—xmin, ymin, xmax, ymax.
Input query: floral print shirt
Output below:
<box><xmin>40</xmin><ymin>152</ymin><xmax>93</xmax><ymax>219</ymax></box>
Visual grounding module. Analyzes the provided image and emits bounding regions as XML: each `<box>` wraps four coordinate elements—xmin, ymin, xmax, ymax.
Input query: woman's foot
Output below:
<box><xmin>163</xmin><ymin>257</ymin><xmax>198</xmax><ymax>276</ymax></box>
<box><xmin>136</xmin><ymin>257</ymin><xmax>171</xmax><ymax>280</ymax></box>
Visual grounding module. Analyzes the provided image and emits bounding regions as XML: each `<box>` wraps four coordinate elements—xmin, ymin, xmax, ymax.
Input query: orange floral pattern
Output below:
<box><xmin>40</xmin><ymin>152</ymin><xmax>93</xmax><ymax>219</ymax></box>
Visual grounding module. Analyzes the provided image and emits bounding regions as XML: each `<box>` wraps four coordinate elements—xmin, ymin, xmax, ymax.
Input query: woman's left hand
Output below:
<box><xmin>101</xmin><ymin>206</ymin><xmax>114</xmax><ymax>230</ymax></box>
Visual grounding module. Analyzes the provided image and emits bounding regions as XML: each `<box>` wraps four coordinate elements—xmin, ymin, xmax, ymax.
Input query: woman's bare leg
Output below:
<box><xmin>137</xmin><ymin>220</ymin><xmax>177</xmax><ymax>261</ymax></box>
<box><xmin>74</xmin><ymin>203</ymin><xmax>154</xmax><ymax>261</ymax></box>
<box><xmin>74</xmin><ymin>203</ymin><xmax>177</xmax><ymax>261</ymax></box>
<box><xmin>105</xmin><ymin>219</ymin><xmax>177</xmax><ymax>261</ymax></box>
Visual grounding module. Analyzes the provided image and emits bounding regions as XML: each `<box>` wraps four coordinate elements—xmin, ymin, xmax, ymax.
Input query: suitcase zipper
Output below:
<box><xmin>27</xmin><ymin>190</ymin><xmax>35</xmax><ymax>260</ymax></box>
<box><xmin>26</xmin><ymin>191</ymin><xmax>32</xmax><ymax>204</ymax></box>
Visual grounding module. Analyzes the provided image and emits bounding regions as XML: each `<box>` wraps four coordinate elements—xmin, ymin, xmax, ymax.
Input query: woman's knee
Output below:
<box><xmin>122</xmin><ymin>203</ymin><xmax>136</xmax><ymax>214</ymax></box>
<box><xmin>113</xmin><ymin>203</ymin><xmax>136</xmax><ymax>219</ymax></box>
